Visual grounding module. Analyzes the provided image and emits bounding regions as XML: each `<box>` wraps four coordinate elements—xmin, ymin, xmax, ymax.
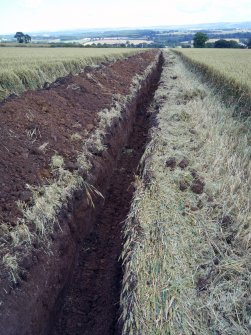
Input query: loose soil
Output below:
<box><xmin>0</xmin><ymin>51</ymin><xmax>156</xmax><ymax>229</ymax></box>
<box><xmin>0</xmin><ymin>50</ymin><xmax>161</xmax><ymax>335</ymax></box>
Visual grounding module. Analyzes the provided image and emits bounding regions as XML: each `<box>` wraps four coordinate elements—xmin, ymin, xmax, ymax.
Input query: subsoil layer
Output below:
<box><xmin>49</xmin><ymin>69</ymin><xmax>160</xmax><ymax>335</ymax></box>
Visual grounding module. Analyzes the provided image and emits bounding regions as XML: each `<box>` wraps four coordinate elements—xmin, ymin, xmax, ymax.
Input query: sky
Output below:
<box><xmin>0</xmin><ymin>0</ymin><xmax>251</xmax><ymax>34</ymax></box>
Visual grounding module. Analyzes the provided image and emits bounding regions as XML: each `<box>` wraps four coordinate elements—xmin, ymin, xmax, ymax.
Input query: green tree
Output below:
<box><xmin>205</xmin><ymin>42</ymin><xmax>214</xmax><ymax>48</ymax></box>
<box><xmin>14</xmin><ymin>32</ymin><xmax>25</xmax><ymax>43</ymax></box>
<box><xmin>193</xmin><ymin>32</ymin><xmax>208</xmax><ymax>48</ymax></box>
<box><xmin>24</xmin><ymin>34</ymin><xmax>31</xmax><ymax>43</ymax></box>
<box><xmin>214</xmin><ymin>39</ymin><xmax>239</xmax><ymax>48</ymax></box>
<box><xmin>14</xmin><ymin>32</ymin><xmax>31</xmax><ymax>43</ymax></box>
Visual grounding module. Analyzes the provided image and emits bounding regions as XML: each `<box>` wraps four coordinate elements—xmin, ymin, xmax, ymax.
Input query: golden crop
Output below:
<box><xmin>0</xmin><ymin>47</ymin><xmax>139</xmax><ymax>100</ymax></box>
<box><xmin>177</xmin><ymin>48</ymin><xmax>251</xmax><ymax>88</ymax></box>
<box><xmin>174</xmin><ymin>48</ymin><xmax>251</xmax><ymax>116</ymax></box>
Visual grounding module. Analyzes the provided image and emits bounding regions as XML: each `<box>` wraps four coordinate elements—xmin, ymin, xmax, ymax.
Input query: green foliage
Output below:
<box><xmin>214</xmin><ymin>39</ymin><xmax>240</xmax><ymax>48</ymax></box>
<box><xmin>14</xmin><ymin>32</ymin><xmax>31</xmax><ymax>44</ymax></box>
<box><xmin>14</xmin><ymin>32</ymin><xmax>24</xmax><ymax>43</ymax></box>
<box><xmin>24</xmin><ymin>34</ymin><xmax>31</xmax><ymax>43</ymax></box>
<box><xmin>193</xmin><ymin>32</ymin><xmax>208</xmax><ymax>48</ymax></box>
<box><xmin>205</xmin><ymin>42</ymin><xmax>215</xmax><ymax>48</ymax></box>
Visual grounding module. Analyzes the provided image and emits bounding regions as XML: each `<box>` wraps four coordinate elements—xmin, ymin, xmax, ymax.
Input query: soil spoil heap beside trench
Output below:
<box><xmin>0</xmin><ymin>50</ymin><xmax>163</xmax><ymax>335</ymax></box>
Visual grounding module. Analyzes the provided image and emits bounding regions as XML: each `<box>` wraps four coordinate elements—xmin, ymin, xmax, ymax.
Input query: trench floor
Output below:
<box><xmin>50</xmin><ymin>105</ymin><xmax>153</xmax><ymax>335</ymax></box>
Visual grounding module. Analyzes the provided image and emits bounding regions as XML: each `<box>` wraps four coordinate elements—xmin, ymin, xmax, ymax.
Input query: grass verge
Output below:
<box><xmin>120</xmin><ymin>50</ymin><xmax>251</xmax><ymax>334</ymax></box>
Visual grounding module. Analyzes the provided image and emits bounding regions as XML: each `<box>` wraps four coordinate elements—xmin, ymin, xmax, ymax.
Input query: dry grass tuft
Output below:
<box><xmin>121</xmin><ymin>50</ymin><xmax>251</xmax><ymax>334</ymax></box>
<box><xmin>70</xmin><ymin>133</ymin><xmax>82</xmax><ymax>141</ymax></box>
<box><xmin>50</xmin><ymin>154</ymin><xmax>64</xmax><ymax>169</ymax></box>
<box><xmin>17</xmin><ymin>169</ymin><xmax>84</xmax><ymax>236</ymax></box>
<box><xmin>2</xmin><ymin>254</ymin><xmax>19</xmax><ymax>283</ymax></box>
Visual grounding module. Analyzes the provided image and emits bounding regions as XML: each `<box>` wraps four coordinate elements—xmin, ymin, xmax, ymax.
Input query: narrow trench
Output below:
<box><xmin>50</xmin><ymin>68</ymin><xmax>160</xmax><ymax>335</ymax></box>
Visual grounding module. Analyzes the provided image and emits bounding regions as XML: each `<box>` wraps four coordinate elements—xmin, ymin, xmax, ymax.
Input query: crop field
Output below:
<box><xmin>174</xmin><ymin>48</ymin><xmax>251</xmax><ymax>115</ymax></box>
<box><xmin>175</xmin><ymin>49</ymin><xmax>251</xmax><ymax>88</ymax></box>
<box><xmin>0</xmin><ymin>47</ymin><xmax>139</xmax><ymax>100</ymax></box>
<box><xmin>83</xmin><ymin>38</ymin><xmax>153</xmax><ymax>45</ymax></box>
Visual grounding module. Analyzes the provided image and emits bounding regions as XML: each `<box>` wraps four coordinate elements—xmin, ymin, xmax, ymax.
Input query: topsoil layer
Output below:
<box><xmin>0</xmin><ymin>49</ymin><xmax>160</xmax><ymax>335</ymax></box>
<box><xmin>0</xmin><ymin>50</ymin><xmax>156</xmax><ymax>230</ymax></box>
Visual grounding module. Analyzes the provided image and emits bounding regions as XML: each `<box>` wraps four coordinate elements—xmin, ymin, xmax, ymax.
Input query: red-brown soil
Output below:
<box><xmin>50</xmin><ymin>102</ymin><xmax>155</xmax><ymax>335</ymax></box>
<box><xmin>0</xmin><ymin>51</ymin><xmax>156</xmax><ymax>229</ymax></box>
<box><xmin>0</xmin><ymin>50</ymin><xmax>162</xmax><ymax>335</ymax></box>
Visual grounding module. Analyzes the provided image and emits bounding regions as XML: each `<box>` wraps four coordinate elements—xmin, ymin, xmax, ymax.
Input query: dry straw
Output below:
<box><xmin>121</xmin><ymin>50</ymin><xmax>251</xmax><ymax>334</ymax></box>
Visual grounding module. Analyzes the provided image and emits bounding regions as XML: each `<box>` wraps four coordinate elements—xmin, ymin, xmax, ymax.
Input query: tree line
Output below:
<box><xmin>192</xmin><ymin>32</ymin><xmax>251</xmax><ymax>48</ymax></box>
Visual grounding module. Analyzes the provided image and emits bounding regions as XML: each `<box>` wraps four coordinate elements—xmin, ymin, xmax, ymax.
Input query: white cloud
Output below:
<box><xmin>176</xmin><ymin>0</ymin><xmax>211</xmax><ymax>13</ymax></box>
<box><xmin>19</xmin><ymin>0</ymin><xmax>44</xmax><ymax>9</ymax></box>
<box><xmin>1</xmin><ymin>0</ymin><xmax>251</xmax><ymax>33</ymax></box>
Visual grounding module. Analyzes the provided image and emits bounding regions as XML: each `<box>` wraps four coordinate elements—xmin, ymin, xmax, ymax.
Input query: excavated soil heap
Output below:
<box><xmin>0</xmin><ymin>49</ymin><xmax>162</xmax><ymax>335</ymax></box>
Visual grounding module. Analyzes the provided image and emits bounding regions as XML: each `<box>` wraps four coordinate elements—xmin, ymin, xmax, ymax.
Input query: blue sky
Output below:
<box><xmin>0</xmin><ymin>0</ymin><xmax>251</xmax><ymax>34</ymax></box>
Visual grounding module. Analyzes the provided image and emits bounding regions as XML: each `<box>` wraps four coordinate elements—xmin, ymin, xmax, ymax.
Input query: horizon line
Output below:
<box><xmin>1</xmin><ymin>19</ymin><xmax>251</xmax><ymax>36</ymax></box>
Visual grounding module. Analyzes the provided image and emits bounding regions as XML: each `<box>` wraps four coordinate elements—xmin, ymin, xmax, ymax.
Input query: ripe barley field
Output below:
<box><xmin>0</xmin><ymin>47</ymin><xmax>139</xmax><ymax>100</ymax></box>
<box><xmin>174</xmin><ymin>48</ymin><xmax>251</xmax><ymax>116</ymax></box>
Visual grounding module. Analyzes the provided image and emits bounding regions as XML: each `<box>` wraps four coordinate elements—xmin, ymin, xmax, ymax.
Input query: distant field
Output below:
<box><xmin>0</xmin><ymin>47</ymin><xmax>139</xmax><ymax>100</ymax></box>
<box><xmin>207</xmin><ymin>38</ymin><xmax>240</xmax><ymax>43</ymax></box>
<box><xmin>174</xmin><ymin>49</ymin><xmax>251</xmax><ymax>115</ymax></box>
<box><xmin>83</xmin><ymin>39</ymin><xmax>153</xmax><ymax>45</ymax></box>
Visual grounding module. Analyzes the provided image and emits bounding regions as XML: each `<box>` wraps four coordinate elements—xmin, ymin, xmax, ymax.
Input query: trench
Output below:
<box><xmin>49</xmin><ymin>56</ymin><xmax>162</xmax><ymax>335</ymax></box>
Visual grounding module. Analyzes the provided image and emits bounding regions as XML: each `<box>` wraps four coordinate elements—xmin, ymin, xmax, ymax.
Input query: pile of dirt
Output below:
<box><xmin>0</xmin><ymin>49</ymin><xmax>161</xmax><ymax>335</ymax></box>
<box><xmin>0</xmin><ymin>51</ymin><xmax>156</xmax><ymax>229</ymax></box>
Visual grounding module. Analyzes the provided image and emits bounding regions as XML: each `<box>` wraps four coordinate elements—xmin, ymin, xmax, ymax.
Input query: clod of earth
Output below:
<box><xmin>219</xmin><ymin>215</ymin><xmax>233</xmax><ymax>227</ymax></box>
<box><xmin>189</xmin><ymin>128</ymin><xmax>197</xmax><ymax>135</ymax></box>
<box><xmin>196</xmin><ymin>276</ymin><xmax>209</xmax><ymax>292</ymax></box>
<box><xmin>178</xmin><ymin>158</ymin><xmax>189</xmax><ymax>169</ymax></box>
<box><xmin>166</xmin><ymin>157</ymin><xmax>177</xmax><ymax>169</ymax></box>
<box><xmin>190</xmin><ymin>178</ymin><xmax>205</xmax><ymax>194</ymax></box>
<box><xmin>179</xmin><ymin>181</ymin><xmax>189</xmax><ymax>191</ymax></box>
